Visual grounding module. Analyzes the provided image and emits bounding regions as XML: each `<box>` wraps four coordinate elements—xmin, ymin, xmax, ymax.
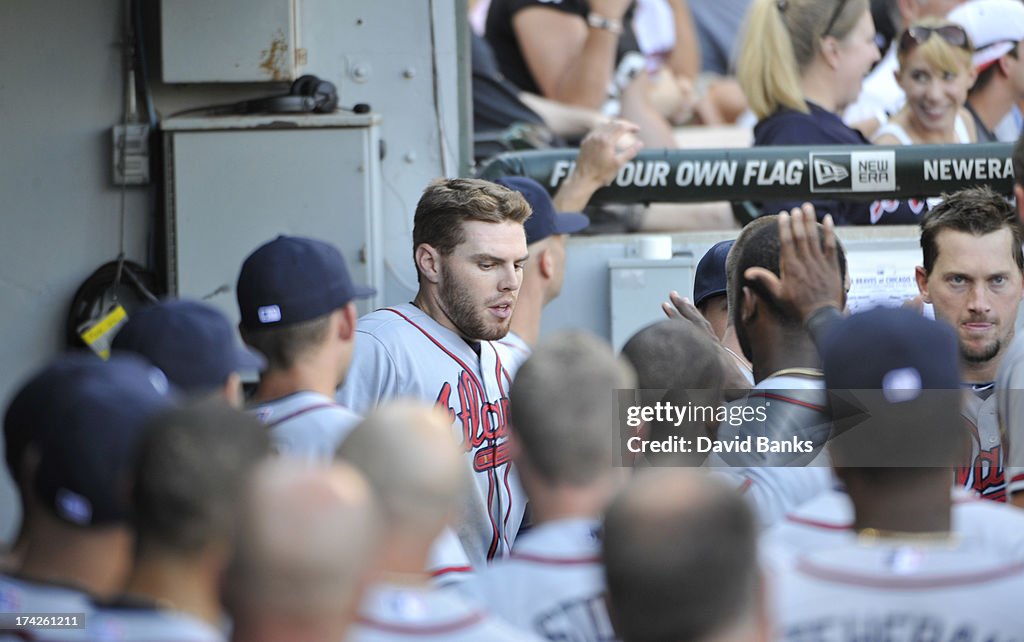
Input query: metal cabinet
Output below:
<box><xmin>163</xmin><ymin>113</ymin><xmax>382</xmax><ymax>323</ymax></box>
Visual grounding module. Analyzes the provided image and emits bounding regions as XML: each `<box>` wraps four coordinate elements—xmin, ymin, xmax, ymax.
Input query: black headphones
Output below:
<box><xmin>235</xmin><ymin>75</ymin><xmax>340</xmax><ymax>114</ymax></box>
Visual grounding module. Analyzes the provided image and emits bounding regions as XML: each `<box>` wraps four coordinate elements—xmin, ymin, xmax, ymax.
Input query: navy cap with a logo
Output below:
<box><xmin>112</xmin><ymin>298</ymin><xmax>265</xmax><ymax>393</ymax></box>
<box><xmin>237</xmin><ymin>236</ymin><xmax>375</xmax><ymax>330</ymax></box>
<box><xmin>823</xmin><ymin>307</ymin><xmax>960</xmax><ymax>392</ymax></box>
<box><xmin>493</xmin><ymin>176</ymin><xmax>589</xmax><ymax>245</ymax></box>
<box><xmin>6</xmin><ymin>353</ymin><xmax>177</xmax><ymax>526</ymax></box>
<box><xmin>693</xmin><ymin>240</ymin><xmax>733</xmax><ymax>309</ymax></box>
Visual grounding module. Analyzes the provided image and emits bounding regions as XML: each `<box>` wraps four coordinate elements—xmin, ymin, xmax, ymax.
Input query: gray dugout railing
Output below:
<box><xmin>477</xmin><ymin>142</ymin><xmax>1015</xmax><ymax>205</ymax></box>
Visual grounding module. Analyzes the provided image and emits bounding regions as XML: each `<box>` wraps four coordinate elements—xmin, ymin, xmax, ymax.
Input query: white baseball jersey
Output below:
<box><xmin>707</xmin><ymin>373</ymin><xmax>834</xmax><ymax>529</ymax></box>
<box><xmin>427</xmin><ymin>527</ymin><xmax>475</xmax><ymax>588</ymax></box>
<box><xmin>773</xmin><ymin>539</ymin><xmax>1024</xmax><ymax>640</ymax></box>
<box><xmin>88</xmin><ymin>602</ymin><xmax>224</xmax><ymax>642</ymax></box>
<box><xmin>348</xmin><ymin>582</ymin><xmax>542</xmax><ymax>642</ymax></box>
<box><xmin>337</xmin><ymin>303</ymin><xmax>525</xmax><ymax>566</ymax></box>
<box><xmin>463</xmin><ymin>518</ymin><xmax>615</xmax><ymax>642</ymax></box>
<box><xmin>0</xmin><ymin>574</ymin><xmax>93</xmax><ymax>641</ymax></box>
<box><xmin>761</xmin><ymin>488</ymin><xmax>1024</xmax><ymax>573</ymax></box>
<box><xmin>959</xmin><ymin>387</ymin><xmax>1006</xmax><ymax>502</ymax></box>
<box><xmin>496</xmin><ymin>331</ymin><xmax>531</xmax><ymax>377</ymax></box>
<box><xmin>250</xmin><ymin>390</ymin><xmax>361</xmax><ymax>463</ymax></box>
<box><xmin>997</xmin><ymin>336</ymin><xmax>1024</xmax><ymax>498</ymax></box>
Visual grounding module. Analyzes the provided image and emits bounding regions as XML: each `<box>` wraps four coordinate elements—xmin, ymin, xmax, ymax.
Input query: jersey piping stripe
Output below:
<box><xmin>357</xmin><ymin>611</ymin><xmax>487</xmax><ymax>635</ymax></box>
<box><xmin>737</xmin><ymin>478</ymin><xmax>753</xmax><ymax>494</ymax></box>
<box><xmin>795</xmin><ymin>556</ymin><xmax>1024</xmax><ymax>589</ymax></box>
<box><xmin>429</xmin><ymin>565</ymin><xmax>474</xmax><ymax>578</ymax></box>
<box><xmin>263</xmin><ymin>402</ymin><xmax>339</xmax><ymax>428</ymax></box>
<box><xmin>508</xmin><ymin>552</ymin><xmax>601</xmax><ymax>565</ymax></box>
<box><xmin>491</xmin><ymin>342</ymin><xmax>514</xmax><ymax>555</ymax></box>
<box><xmin>748</xmin><ymin>392</ymin><xmax>827</xmax><ymax>413</ymax></box>
<box><xmin>385</xmin><ymin>308</ymin><xmax>505</xmax><ymax>561</ymax></box>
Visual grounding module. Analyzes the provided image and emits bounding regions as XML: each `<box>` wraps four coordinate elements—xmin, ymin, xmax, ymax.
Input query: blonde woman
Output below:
<box><xmin>874</xmin><ymin>20</ymin><xmax>976</xmax><ymax>146</ymax></box>
<box><xmin>869</xmin><ymin>19</ymin><xmax>975</xmax><ymax>224</ymax></box>
<box><xmin>738</xmin><ymin>0</ymin><xmax>881</xmax><ymax>225</ymax></box>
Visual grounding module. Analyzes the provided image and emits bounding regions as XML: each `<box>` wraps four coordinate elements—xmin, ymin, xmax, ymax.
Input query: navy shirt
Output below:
<box><xmin>753</xmin><ymin>102</ymin><xmax>872</xmax><ymax>225</ymax></box>
<box><xmin>754</xmin><ymin>102</ymin><xmax>926</xmax><ymax>225</ymax></box>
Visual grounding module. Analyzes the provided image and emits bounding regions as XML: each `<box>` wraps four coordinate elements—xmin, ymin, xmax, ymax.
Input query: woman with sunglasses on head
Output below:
<box><xmin>866</xmin><ymin>20</ymin><xmax>975</xmax><ymax>224</ymax></box>
<box><xmin>737</xmin><ymin>0</ymin><xmax>881</xmax><ymax>225</ymax></box>
<box><xmin>874</xmin><ymin>20</ymin><xmax>976</xmax><ymax>146</ymax></box>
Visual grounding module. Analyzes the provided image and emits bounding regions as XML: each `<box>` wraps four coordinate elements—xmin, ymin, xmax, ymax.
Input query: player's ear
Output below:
<box><xmin>1014</xmin><ymin>185</ymin><xmax>1024</xmax><ymax>225</ymax></box>
<box><xmin>222</xmin><ymin>372</ymin><xmax>244</xmax><ymax>408</ymax></box>
<box><xmin>415</xmin><ymin>243</ymin><xmax>442</xmax><ymax>284</ymax></box>
<box><xmin>914</xmin><ymin>265</ymin><xmax>931</xmax><ymax>303</ymax></box>
<box><xmin>538</xmin><ymin>246</ymin><xmax>554</xmax><ymax>279</ymax></box>
<box><xmin>740</xmin><ymin>285</ymin><xmax>757</xmax><ymax>324</ymax></box>
<box><xmin>337</xmin><ymin>302</ymin><xmax>358</xmax><ymax>342</ymax></box>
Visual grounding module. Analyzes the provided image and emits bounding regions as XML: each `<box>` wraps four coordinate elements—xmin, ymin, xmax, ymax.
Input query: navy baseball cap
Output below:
<box><xmin>823</xmin><ymin>307</ymin><xmax>960</xmax><ymax>393</ymax></box>
<box><xmin>237</xmin><ymin>236</ymin><xmax>375</xmax><ymax>330</ymax></box>
<box><xmin>112</xmin><ymin>299</ymin><xmax>265</xmax><ymax>393</ymax></box>
<box><xmin>493</xmin><ymin>176</ymin><xmax>589</xmax><ymax>245</ymax></box>
<box><xmin>10</xmin><ymin>353</ymin><xmax>177</xmax><ymax>526</ymax></box>
<box><xmin>693</xmin><ymin>240</ymin><xmax>734</xmax><ymax>308</ymax></box>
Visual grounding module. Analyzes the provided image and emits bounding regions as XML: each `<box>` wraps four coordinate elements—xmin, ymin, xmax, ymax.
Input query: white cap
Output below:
<box><xmin>948</xmin><ymin>0</ymin><xmax>1024</xmax><ymax>70</ymax></box>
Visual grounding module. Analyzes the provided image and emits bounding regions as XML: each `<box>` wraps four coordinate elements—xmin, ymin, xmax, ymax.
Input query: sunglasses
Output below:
<box><xmin>898</xmin><ymin>25</ymin><xmax>970</xmax><ymax>53</ymax></box>
<box><xmin>822</xmin><ymin>0</ymin><xmax>848</xmax><ymax>37</ymax></box>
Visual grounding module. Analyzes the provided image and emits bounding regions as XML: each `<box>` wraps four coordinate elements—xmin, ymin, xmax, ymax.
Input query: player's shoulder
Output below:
<box><xmin>89</xmin><ymin>604</ymin><xmax>225</xmax><ymax>642</ymax></box>
<box><xmin>356</xmin><ymin>303</ymin><xmax>428</xmax><ymax>336</ymax></box>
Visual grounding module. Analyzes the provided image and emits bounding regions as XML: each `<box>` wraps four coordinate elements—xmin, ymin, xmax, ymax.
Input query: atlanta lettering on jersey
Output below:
<box><xmin>435</xmin><ymin>373</ymin><xmax>512</xmax><ymax>471</ymax></box>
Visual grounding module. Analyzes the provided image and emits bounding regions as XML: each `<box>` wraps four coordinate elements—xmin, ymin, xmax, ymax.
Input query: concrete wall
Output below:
<box><xmin>0</xmin><ymin>0</ymin><xmax>462</xmax><ymax>543</ymax></box>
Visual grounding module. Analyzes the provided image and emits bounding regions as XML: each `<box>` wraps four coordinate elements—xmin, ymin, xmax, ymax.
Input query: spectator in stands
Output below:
<box><xmin>223</xmin><ymin>460</ymin><xmax>380</xmax><ymax>642</ymax></box>
<box><xmin>873</xmin><ymin>19</ymin><xmax>977</xmax><ymax>145</ymax></box>
<box><xmin>111</xmin><ymin>298</ymin><xmax>265</xmax><ymax>408</ymax></box>
<box><xmin>632</xmin><ymin>0</ymin><xmax>748</xmax><ymax>124</ymax></box>
<box><xmin>949</xmin><ymin>0</ymin><xmax>1024</xmax><ymax>142</ymax></box>
<box><xmin>867</xmin><ymin>18</ymin><xmax>977</xmax><ymax>224</ymax></box>
<box><xmin>602</xmin><ymin>470</ymin><xmax>768</xmax><ymax>642</ymax></box>
<box><xmin>844</xmin><ymin>0</ymin><xmax>967</xmax><ymax>137</ymax></box>
<box><xmin>89</xmin><ymin>401</ymin><xmax>271</xmax><ymax>641</ymax></box>
<box><xmin>738</xmin><ymin>0</ymin><xmax>881</xmax><ymax>225</ymax></box>
<box><xmin>485</xmin><ymin>0</ymin><xmax>683</xmax><ymax>148</ymax></box>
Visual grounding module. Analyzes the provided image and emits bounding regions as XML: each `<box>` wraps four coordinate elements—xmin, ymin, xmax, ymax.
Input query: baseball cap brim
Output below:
<box><xmin>235</xmin><ymin>345</ymin><xmax>267</xmax><ymax>373</ymax></box>
<box><xmin>351</xmin><ymin>284</ymin><xmax>377</xmax><ymax>300</ymax></box>
<box><xmin>552</xmin><ymin>212</ymin><xmax>590</xmax><ymax>235</ymax></box>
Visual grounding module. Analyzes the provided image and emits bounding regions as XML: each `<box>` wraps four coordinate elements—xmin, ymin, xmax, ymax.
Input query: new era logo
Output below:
<box><xmin>258</xmin><ymin>305</ymin><xmax>282</xmax><ymax>323</ymax></box>
<box><xmin>813</xmin><ymin>158</ymin><xmax>849</xmax><ymax>185</ymax></box>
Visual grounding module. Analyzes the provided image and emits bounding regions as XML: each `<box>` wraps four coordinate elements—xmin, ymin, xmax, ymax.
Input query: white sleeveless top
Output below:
<box><xmin>873</xmin><ymin>113</ymin><xmax>970</xmax><ymax>144</ymax></box>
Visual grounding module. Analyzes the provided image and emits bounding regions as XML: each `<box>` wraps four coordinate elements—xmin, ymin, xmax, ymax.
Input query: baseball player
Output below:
<box><xmin>111</xmin><ymin>298</ymin><xmax>264</xmax><ymax>407</ymax></box>
<box><xmin>699</xmin><ymin>214</ymin><xmax>843</xmax><ymax>526</ymax></box>
<box><xmin>223</xmin><ymin>459</ymin><xmax>380</xmax><ymax>642</ymax></box>
<box><xmin>237</xmin><ymin>235</ymin><xmax>374</xmax><ymax>463</ymax></box>
<box><xmin>87</xmin><ymin>400</ymin><xmax>271</xmax><ymax>642</ymax></box>
<box><xmin>914</xmin><ymin>187</ymin><xmax>1023</xmax><ymax>502</ymax></box>
<box><xmin>603</xmin><ymin>469</ymin><xmax>767</xmax><ymax>642</ymax></box>
<box><xmin>339</xmin><ymin>402</ymin><xmax>541</xmax><ymax>642</ymax></box>
<box><xmin>492</xmin><ymin>119</ymin><xmax>639</xmax><ymax>364</ymax></box>
<box><xmin>773</xmin><ymin>307</ymin><xmax>1024</xmax><ymax>638</ymax></box>
<box><xmin>0</xmin><ymin>354</ymin><xmax>175</xmax><ymax>642</ymax></box>
<box><xmin>466</xmin><ymin>332</ymin><xmax>634</xmax><ymax>641</ymax></box>
<box><xmin>337</xmin><ymin>178</ymin><xmax>531</xmax><ymax>570</ymax></box>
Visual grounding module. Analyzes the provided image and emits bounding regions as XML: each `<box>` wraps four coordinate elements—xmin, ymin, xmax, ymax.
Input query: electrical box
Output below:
<box><xmin>609</xmin><ymin>258</ymin><xmax>695</xmax><ymax>351</ymax></box>
<box><xmin>161</xmin><ymin>0</ymin><xmax>304</xmax><ymax>82</ymax></box>
<box><xmin>162</xmin><ymin>113</ymin><xmax>382</xmax><ymax>323</ymax></box>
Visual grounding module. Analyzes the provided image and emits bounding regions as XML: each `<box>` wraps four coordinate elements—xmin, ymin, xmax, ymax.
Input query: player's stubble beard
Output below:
<box><xmin>439</xmin><ymin>261</ymin><xmax>512</xmax><ymax>341</ymax></box>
